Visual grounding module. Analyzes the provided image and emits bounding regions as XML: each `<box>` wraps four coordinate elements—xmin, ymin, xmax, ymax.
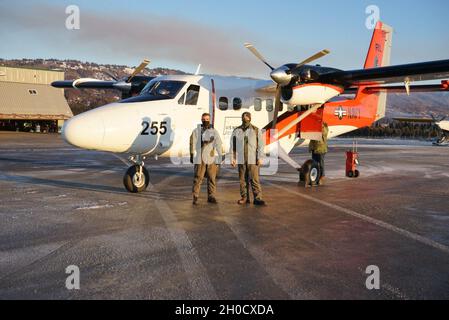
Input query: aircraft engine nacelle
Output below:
<box><xmin>281</xmin><ymin>84</ymin><xmax>343</xmax><ymax>106</ymax></box>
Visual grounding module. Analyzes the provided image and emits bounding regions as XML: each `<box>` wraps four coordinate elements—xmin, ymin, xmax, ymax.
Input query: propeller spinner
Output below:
<box><xmin>244</xmin><ymin>43</ymin><xmax>330</xmax><ymax>128</ymax></box>
<box><xmin>244</xmin><ymin>43</ymin><xmax>330</xmax><ymax>87</ymax></box>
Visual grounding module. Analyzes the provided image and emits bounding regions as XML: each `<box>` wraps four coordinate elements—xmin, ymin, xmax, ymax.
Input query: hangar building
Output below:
<box><xmin>0</xmin><ymin>66</ymin><xmax>73</xmax><ymax>132</ymax></box>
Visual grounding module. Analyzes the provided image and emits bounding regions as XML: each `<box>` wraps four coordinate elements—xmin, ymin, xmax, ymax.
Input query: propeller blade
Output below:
<box><xmin>294</xmin><ymin>49</ymin><xmax>330</xmax><ymax>70</ymax></box>
<box><xmin>244</xmin><ymin>43</ymin><xmax>275</xmax><ymax>71</ymax></box>
<box><xmin>272</xmin><ymin>85</ymin><xmax>282</xmax><ymax>129</ymax></box>
<box><xmin>127</xmin><ymin>58</ymin><xmax>151</xmax><ymax>83</ymax></box>
<box><xmin>103</xmin><ymin>70</ymin><xmax>118</xmax><ymax>81</ymax></box>
<box><xmin>430</xmin><ymin>114</ymin><xmax>436</xmax><ymax>122</ymax></box>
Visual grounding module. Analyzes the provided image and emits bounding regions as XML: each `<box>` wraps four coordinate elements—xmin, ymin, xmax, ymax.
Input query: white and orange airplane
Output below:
<box><xmin>53</xmin><ymin>22</ymin><xmax>449</xmax><ymax>192</ymax></box>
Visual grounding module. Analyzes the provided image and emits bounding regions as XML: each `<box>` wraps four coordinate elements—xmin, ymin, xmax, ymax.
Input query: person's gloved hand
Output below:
<box><xmin>190</xmin><ymin>154</ymin><xmax>194</xmax><ymax>164</ymax></box>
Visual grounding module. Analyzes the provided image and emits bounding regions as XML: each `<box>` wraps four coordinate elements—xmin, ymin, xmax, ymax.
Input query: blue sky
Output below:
<box><xmin>1</xmin><ymin>0</ymin><xmax>448</xmax><ymax>77</ymax></box>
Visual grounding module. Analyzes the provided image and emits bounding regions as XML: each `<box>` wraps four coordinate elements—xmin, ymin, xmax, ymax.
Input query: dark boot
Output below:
<box><xmin>207</xmin><ymin>197</ymin><xmax>217</xmax><ymax>204</ymax></box>
<box><xmin>193</xmin><ymin>196</ymin><xmax>198</xmax><ymax>205</ymax></box>
<box><xmin>253</xmin><ymin>199</ymin><xmax>266</xmax><ymax>206</ymax></box>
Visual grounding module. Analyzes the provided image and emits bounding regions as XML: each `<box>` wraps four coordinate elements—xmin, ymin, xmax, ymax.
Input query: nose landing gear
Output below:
<box><xmin>123</xmin><ymin>155</ymin><xmax>150</xmax><ymax>193</ymax></box>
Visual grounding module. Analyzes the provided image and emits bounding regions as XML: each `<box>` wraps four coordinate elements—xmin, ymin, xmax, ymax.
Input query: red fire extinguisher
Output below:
<box><xmin>346</xmin><ymin>140</ymin><xmax>360</xmax><ymax>178</ymax></box>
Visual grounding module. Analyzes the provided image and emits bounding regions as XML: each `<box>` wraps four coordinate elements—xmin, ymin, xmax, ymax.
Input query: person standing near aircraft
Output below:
<box><xmin>231</xmin><ymin>112</ymin><xmax>266</xmax><ymax>206</ymax></box>
<box><xmin>308</xmin><ymin>122</ymin><xmax>329</xmax><ymax>186</ymax></box>
<box><xmin>190</xmin><ymin>113</ymin><xmax>223</xmax><ymax>205</ymax></box>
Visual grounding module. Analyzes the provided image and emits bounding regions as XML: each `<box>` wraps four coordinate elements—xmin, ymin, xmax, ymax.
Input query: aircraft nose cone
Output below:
<box><xmin>62</xmin><ymin>113</ymin><xmax>105</xmax><ymax>150</ymax></box>
<box><xmin>270</xmin><ymin>66</ymin><xmax>292</xmax><ymax>86</ymax></box>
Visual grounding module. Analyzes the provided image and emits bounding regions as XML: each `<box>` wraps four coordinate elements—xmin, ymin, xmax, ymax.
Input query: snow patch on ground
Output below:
<box><xmin>76</xmin><ymin>204</ymin><xmax>114</xmax><ymax>211</ymax></box>
<box><xmin>45</xmin><ymin>194</ymin><xmax>67</xmax><ymax>199</ymax></box>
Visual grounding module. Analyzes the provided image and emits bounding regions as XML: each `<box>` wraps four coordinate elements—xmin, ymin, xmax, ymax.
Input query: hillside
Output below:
<box><xmin>386</xmin><ymin>92</ymin><xmax>449</xmax><ymax>118</ymax></box>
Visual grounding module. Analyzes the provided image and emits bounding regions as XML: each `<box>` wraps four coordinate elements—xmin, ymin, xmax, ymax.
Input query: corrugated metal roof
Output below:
<box><xmin>0</xmin><ymin>66</ymin><xmax>64</xmax><ymax>85</ymax></box>
<box><xmin>0</xmin><ymin>82</ymin><xmax>73</xmax><ymax>120</ymax></box>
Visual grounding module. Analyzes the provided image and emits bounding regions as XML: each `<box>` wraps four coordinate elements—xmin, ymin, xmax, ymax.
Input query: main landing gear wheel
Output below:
<box><xmin>300</xmin><ymin>159</ymin><xmax>321</xmax><ymax>187</ymax></box>
<box><xmin>123</xmin><ymin>165</ymin><xmax>150</xmax><ymax>193</ymax></box>
<box><xmin>347</xmin><ymin>170</ymin><xmax>360</xmax><ymax>178</ymax></box>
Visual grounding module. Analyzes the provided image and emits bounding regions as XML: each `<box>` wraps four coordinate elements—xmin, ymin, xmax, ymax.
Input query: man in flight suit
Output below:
<box><xmin>308</xmin><ymin>122</ymin><xmax>329</xmax><ymax>185</ymax></box>
<box><xmin>190</xmin><ymin>113</ymin><xmax>223</xmax><ymax>205</ymax></box>
<box><xmin>231</xmin><ymin>112</ymin><xmax>266</xmax><ymax>206</ymax></box>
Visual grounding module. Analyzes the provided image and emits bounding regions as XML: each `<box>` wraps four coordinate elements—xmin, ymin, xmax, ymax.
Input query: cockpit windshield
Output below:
<box><xmin>120</xmin><ymin>80</ymin><xmax>186</xmax><ymax>103</ymax></box>
<box><xmin>140</xmin><ymin>80</ymin><xmax>186</xmax><ymax>99</ymax></box>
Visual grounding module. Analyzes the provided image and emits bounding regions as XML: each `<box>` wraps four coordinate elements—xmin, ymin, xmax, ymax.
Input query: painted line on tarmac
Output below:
<box><xmin>218</xmin><ymin>207</ymin><xmax>316</xmax><ymax>299</ymax></box>
<box><xmin>266</xmin><ymin>181</ymin><xmax>449</xmax><ymax>255</ymax></box>
<box><xmin>112</xmin><ymin>155</ymin><xmax>217</xmax><ymax>298</ymax></box>
<box><xmin>149</xmin><ymin>176</ymin><xmax>218</xmax><ymax>300</ymax></box>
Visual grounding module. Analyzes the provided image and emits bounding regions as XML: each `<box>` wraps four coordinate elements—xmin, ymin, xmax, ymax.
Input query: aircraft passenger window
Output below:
<box><xmin>185</xmin><ymin>85</ymin><xmax>200</xmax><ymax>105</ymax></box>
<box><xmin>233</xmin><ymin>98</ymin><xmax>242</xmax><ymax>110</ymax></box>
<box><xmin>254</xmin><ymin>98</ymin><xmax>262</xmax><ymax>111</ymax></box>
<box><xmin>219</xmin><ymin>97</ymin><xmax>228</xmax><ymax>110</ymax></box>
<box><xmin>266</xmin><ymin>99</ymin><xmax>273</xmax><ymax>112</ymax></box>
<box><xmin>178</xmin><ymin>93</ymin><xmax>185</xmax><ymax>105</ymax></box>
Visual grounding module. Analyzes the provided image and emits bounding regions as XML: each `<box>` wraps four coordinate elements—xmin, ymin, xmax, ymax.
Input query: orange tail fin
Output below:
<box><xmin>356</xmin><ymin>21</ymin><xmax>393</xmax><ymax>120</ymax></box>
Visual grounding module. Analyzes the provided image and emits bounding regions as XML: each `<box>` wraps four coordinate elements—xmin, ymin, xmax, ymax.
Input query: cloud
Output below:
<box><xmin>0</xmin><ymin>2</ymin><xmax>267</xmax><ymax>75</ymax></box>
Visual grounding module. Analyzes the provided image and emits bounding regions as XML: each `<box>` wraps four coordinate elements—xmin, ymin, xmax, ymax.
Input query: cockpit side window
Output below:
<box><xmin>178</xmin><ymin>93</ymin><xmax>185</xmax><ymax>105</ymax></box>
<box><xmin>185</xmin><ymin>85</ymin><xmax>200</xmax><ymax>105</ymax></box>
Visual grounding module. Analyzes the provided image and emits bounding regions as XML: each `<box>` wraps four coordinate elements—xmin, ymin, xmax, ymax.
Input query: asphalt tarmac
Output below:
<box><xmin>0</xmin><ymin>132</ymin><xmax>448</xmax><ymax>299</ymax></box>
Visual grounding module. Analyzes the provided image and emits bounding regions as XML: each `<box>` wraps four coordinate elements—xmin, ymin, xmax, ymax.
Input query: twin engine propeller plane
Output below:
<box><xmin>53</xmin><ymin>21</ymin><xmax>449</xmax><ymax>193</ymax></box>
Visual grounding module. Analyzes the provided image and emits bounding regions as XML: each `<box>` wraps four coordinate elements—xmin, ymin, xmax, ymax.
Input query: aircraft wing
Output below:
<box><xmin>321</xmin><ymin>59</ymin><xmax>449</xmax><ymax>86</ymax></box>
<box><xmin>365</xmin><ymin>83</ymin><xmax>449</xmax><ymax>93</ymax></box>
<box><xmin>342</xmin><ymin>81</ymin><xmax>449</xmax><ymax>95</ymax></box>
<box><xmin>52</xmin><ymin>79</ymin><xmax>117</xmax><ymax>89</ymax></box>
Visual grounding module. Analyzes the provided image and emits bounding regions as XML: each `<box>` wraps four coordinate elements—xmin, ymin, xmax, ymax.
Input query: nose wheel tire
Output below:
<box><xmin>123</xmin><ymin>165</ymin><xmax>150</xmax><ymax>193</ymax></box>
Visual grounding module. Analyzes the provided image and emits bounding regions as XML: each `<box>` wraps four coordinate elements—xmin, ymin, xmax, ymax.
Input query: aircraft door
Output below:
<box><xmin>166</xmin><ymin>83</ymin><xmax>207</xmax><ymax>157</ymax></box>
<box><xmin>300</xmin><ymin>107</ymin><xmax>324</xmax><ymax>141</ymax></box>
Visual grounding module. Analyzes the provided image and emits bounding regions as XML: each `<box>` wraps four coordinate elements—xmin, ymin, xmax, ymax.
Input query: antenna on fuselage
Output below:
<box><xmin>195</xmin><ymin>64</ymin><xmax>202</xmax><ymax>75</ymax></box>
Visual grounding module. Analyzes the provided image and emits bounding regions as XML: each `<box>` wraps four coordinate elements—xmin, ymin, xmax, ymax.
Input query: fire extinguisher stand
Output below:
<box><xmin>346</xmin><ymin>140</ymin><xmax>360</xmax><ymax>178</ymax></box>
